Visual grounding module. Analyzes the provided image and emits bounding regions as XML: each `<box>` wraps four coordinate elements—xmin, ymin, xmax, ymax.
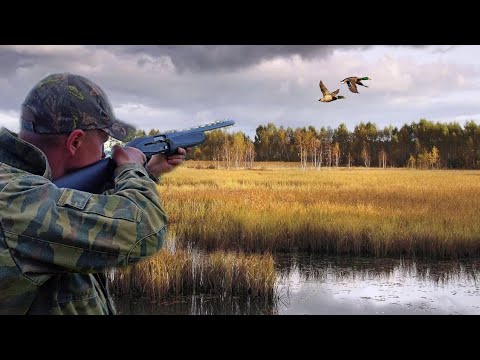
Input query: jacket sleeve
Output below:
<box><xmin>0</xmin><ymin>163</ymin><xmax>168</xmax><ymax>274</ymax></box>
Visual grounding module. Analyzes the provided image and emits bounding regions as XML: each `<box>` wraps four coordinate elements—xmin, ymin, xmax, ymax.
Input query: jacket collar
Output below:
<box><xmin>0</xmin><ymin>127</ymin><xmax>52</xmax><ymax>180</ymax></box>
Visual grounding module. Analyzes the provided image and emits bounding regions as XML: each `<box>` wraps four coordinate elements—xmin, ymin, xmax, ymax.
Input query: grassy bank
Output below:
<box><xmin>110</xmin><ymin>248</ymin><xmax>276</xmax><ymax>301</ymax></box>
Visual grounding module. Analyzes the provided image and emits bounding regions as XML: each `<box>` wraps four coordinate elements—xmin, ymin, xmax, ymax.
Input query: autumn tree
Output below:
<box><xmin>332</xmin><ymin>142</ymin><xmax>341</xmax><ymax>167</ymax></box>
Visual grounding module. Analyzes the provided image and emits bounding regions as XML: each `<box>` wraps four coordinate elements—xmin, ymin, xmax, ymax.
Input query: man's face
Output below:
<box><xmin>71</xmin><ymin>129</ymin><xmax>109</xmax><ymax>170</ymax></box>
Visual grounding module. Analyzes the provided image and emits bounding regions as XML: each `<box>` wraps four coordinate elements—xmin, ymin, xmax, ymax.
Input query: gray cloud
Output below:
<box><xmin>102</xmin><ymin>45</ymin><xmax>373</xmax><ymax>72</ymax></box>
<box><xmin>0</xmin><ymin>46</ymin><xmax>87</xmax><ymax>75</ymax></box>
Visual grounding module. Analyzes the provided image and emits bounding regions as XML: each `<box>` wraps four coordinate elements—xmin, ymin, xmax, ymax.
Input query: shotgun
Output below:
<box><xmin>53</xmin><ymin>119</ymin><xmax>235</xmax><ymax>193</ymax></box>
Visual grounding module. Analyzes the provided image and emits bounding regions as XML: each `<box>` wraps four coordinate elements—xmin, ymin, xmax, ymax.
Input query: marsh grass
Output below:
<box><xmin>110</xmin><ymin>248</ymin><xmax>276</xmax><ymax>301</ymax></box>
<box><xmin>160</xmin><ymin>164</ymin><xmax>480</xmax><ymax>259</ymax></box>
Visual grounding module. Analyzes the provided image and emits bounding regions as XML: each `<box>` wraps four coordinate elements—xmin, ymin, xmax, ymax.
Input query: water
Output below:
<box><xmin>274</xmin><ymin>254</ymin><xmax>480</xmax><ymax>315</ymax></box>
<box><xmin>114</xmin><ymin>254</ymin><xmax>480</xmax><ymax>315</ymax></box>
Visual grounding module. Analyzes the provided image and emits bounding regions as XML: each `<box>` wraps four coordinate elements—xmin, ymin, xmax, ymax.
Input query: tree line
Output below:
<box><xmin>120</xmin><ymin>119</ymin><xmax>480</xmax><ymax>169</ymax></box>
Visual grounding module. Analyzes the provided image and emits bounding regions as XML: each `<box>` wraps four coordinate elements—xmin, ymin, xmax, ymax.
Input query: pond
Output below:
<box><xmin>114</xmin><ymin>254</ymin><xmax>480</xmax><ymax>315</ymax></box>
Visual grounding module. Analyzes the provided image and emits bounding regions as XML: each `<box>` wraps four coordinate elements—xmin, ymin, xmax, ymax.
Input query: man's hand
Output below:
<box><xmin>145</xmin><ymin>147</ymin><xmax>190</xmax><ymax>178</ymax></box>
<box><xmin>111</xmin><ymin>145</ymin><xmax>147</xmax><ymax>167</ymax></box>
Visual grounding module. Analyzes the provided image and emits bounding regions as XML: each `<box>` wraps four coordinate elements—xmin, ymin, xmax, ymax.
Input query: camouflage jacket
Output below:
<box><xmin>0</xmin><ymin>127</ymin><xmax>168</xmax><ymax>315</ymax></box>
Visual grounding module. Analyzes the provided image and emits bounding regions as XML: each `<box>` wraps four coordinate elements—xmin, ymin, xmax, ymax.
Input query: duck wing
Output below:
<box><xmin>319</xmin><ymin>80</ymin><xmax>330</xmax><ymax>96</ymax></box>
<box><xmin>347</xmin><ymin>80</ymin><xmax>359</xmax><ymax>93</ymax></box>
<box><xmin>330</xmin><ymin>89</ymin><xmax>340</xmax><ymax>97</ymax></box>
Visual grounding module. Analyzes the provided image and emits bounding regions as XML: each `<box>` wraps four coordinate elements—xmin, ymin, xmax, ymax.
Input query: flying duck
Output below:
<box><xmin>340</xmin><ymin>76</ymin><xmax>371</xmax><ymax>93</ymax></box>
<box><xmin>319</xmin><ymin>80</ymin><xmax>346</xmax><ymax>102</ymax></box>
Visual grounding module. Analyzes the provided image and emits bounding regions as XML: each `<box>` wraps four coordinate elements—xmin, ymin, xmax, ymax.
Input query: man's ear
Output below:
<box><xmin>66</xmin><ymin>129</ymin><xmax>86</xmax><ymax>156</ymax></box>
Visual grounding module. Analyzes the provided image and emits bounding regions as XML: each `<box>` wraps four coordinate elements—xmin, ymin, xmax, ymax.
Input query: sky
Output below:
<box><xmin>1</xmin><ymin>45</ymin><xmax>479</xmax><ymax>140</ymax></box>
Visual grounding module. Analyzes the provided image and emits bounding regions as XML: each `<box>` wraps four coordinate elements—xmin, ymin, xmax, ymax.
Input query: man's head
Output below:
<box><xmin>20</xmin><ymin>72</ymin><xmax>135</xmax><ymax>141</ymax></box>
<box><xmin>19</xmin><ymin>73</ymin><xmax>136</xmax><ymax>179</ymax></box>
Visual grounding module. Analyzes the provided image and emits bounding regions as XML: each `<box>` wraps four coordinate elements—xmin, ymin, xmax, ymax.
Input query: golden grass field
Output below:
<box><xmin>161</xmin><ymin>162</ymin><xmax>480</xmax><ymax>259</ymax></box>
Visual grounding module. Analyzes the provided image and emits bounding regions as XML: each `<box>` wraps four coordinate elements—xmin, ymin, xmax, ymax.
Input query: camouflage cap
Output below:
<box><xmin>20</xmin><ymin>73</ymin><xmax>136</xmax><ymax>141</ymax></box>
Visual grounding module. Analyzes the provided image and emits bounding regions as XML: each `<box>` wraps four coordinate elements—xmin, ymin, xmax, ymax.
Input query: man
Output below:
<box><xmin>0</xmin><ymin>72</ymin><xmax>187</xmax><ymax>314</ymax></box>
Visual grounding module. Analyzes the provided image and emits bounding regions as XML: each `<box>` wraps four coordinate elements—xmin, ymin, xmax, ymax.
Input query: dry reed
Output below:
<box><xmin>109</xmin><ymin>248</ymin><xmax>276</xmax><ymax>301</ymax></box>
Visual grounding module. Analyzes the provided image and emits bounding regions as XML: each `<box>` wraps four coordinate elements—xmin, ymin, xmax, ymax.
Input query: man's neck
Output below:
<box><xmin>37</xmin><ymin>147</ymin><xmax>68</xmax><ymax>180</ymax></box>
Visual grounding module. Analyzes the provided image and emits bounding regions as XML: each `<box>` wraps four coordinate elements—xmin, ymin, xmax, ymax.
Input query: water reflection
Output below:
<box><xmin>115</xmin><ymin>254</ymin><xmax>480</xmax><ymax>315</ymax></box>
<box><xmin>114</xmin><ymin>294</ymin><xmax>277</xmax><ymax>315</ymax></box>
<box><xmin>275</xmin><ymin>254</ymin><xmax>480</xmax><ymax>315</ymax></box>
<box><xmin>276</xmin><ymin>254</ymin><xmax>479</xmax><ymax>284</ymax></box>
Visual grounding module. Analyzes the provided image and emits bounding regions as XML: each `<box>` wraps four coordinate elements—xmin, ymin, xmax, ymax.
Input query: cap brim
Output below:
<box><xmin>103</xmin><ymin>119</ymin><xmax>137</xmax><ymax>141</ymax></box>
